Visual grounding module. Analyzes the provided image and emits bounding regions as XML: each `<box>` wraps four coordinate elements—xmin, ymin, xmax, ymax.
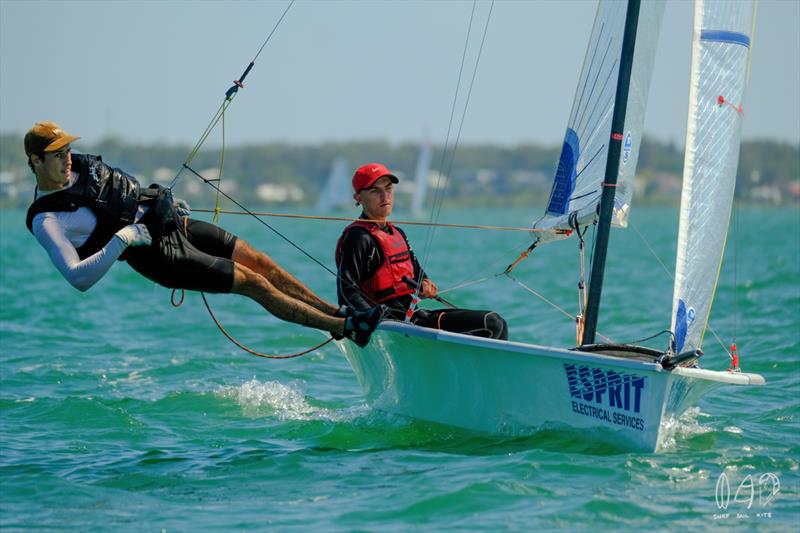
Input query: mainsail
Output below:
<box><xmin>671</xmin><ymin>0</ymin><xmax>755</xmax><ymax>353</ymax></box>
<box><xmin>533</xmin><ymin>0</ymin><xmax>664</xmax><ymax>241</ymax></box>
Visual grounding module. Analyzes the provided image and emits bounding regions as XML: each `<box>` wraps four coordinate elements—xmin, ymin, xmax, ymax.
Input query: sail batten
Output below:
<box><xmin>671</xmin><ymin>0</ymin><xmax>755</xmax><ymax>354</ymax></box>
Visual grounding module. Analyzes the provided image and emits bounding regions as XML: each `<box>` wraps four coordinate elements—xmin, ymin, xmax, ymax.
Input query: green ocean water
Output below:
<box><xmin>1</xmin><ymin>205</ymin><xmax>798</xmax><ymax>531</ymax></box>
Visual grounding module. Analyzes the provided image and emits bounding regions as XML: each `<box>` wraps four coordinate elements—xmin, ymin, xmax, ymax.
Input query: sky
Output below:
<box><xmin>1</xmin><ymin>0</ymin><xmax>798</xmax><ymax>149</ymax></box>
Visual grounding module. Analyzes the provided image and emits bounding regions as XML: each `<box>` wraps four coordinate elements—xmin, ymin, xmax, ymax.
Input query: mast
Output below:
<box><xmin>581</xmin><ymin>0</ymin><xmax>641</xmax><ymax>346</ymax></box>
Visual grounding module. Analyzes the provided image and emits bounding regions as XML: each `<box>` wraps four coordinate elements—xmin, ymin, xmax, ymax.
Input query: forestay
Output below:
<box><xmin>533</xmin><ymin>0</ymin><xmax>664</xmax><ymax>242</ymax></box>
<box><xmin>671</xmin><ymin>0</ymin><xmax>755</xmax><ymax>353</ymax></box>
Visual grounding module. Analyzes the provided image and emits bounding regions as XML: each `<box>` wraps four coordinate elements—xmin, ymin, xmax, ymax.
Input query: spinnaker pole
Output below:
<box><xmin>581</xmin><ymin>0</ymin><xmax>641</xmax><ymax>346</ymax></box>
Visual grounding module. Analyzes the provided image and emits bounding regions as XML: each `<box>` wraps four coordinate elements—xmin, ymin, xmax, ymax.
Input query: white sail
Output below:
<box><xmin>534</xmin><ymin>0</ymin><xmax>664</xmax><ymax>241</ymax></box>
<box><xmin>671</xmin><ymin>0</ymin><xmax>755</xmax><ymax>353</ymax></box>
<box><xmin>411</xmin><ymin>140</ymin><xmax>433</xmax><ymax>218</ymax></box>
<box><xmin>315</xmin><ymin>156</ymin><xmax>351</xmax><ymax>212</ymax></box>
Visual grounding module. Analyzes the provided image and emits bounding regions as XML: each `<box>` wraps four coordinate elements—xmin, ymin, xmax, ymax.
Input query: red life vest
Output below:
<box><xmin>335</xmin><ymin>220</ymin><xmax>416</xmax><ymax>304</ymax></box>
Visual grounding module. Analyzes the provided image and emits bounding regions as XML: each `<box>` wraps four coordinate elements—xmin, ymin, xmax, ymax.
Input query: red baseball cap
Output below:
<box><xmin>352</xmin><ymin>163</ymin><xmax>398</xmax><ymax>192</ymax></box>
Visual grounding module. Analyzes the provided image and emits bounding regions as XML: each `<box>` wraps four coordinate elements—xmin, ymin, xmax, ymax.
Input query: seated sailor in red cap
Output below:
<box><xmin>335</xmin><ymin>163</ymin><xmax>507</xmax><ymax>340</ymax></box>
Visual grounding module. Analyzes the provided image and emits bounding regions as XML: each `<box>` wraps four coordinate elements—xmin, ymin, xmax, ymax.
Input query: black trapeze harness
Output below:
<box><xmin>25</xmin><ymin>153</ymin><xmax>175</xmax><ymax>260</ymax></box>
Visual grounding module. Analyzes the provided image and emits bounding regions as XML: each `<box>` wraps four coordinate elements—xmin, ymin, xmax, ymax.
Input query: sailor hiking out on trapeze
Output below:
<box><xmin>24</xmin><ymin>121</ymin><xmax>384</xmax><ymax>347</ymax></box>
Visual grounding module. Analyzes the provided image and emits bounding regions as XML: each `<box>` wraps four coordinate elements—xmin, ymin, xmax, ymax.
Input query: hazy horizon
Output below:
<box><xmin>2</xmin><ymin>0</ymin><xmax>798</xmax><ymax>149</ymax></box>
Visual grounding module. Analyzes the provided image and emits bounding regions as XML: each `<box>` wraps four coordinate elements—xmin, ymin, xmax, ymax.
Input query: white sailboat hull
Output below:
<box><xmin>336</xmin><ymin>322</ymin><xmax>764</xmax><ymax>452</ymax></box>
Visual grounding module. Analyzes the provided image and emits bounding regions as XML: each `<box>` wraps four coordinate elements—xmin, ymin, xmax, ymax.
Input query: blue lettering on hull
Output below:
<box><xmin>564</xmin><ymin>363</ymin><xmax>648</xmax><ymax>432</ymax></box>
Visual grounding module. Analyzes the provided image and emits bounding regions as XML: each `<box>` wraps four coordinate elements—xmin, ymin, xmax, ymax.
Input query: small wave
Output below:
<box><xmin>217</xmin><ymin>379</ymin><xmax>368</xmax><ymax>423</ymax></box>
<box><xmin>103</xmin><ymin>369</ymin><xmax>152</xmax><ymax>388</ymax></box>
<box><xmin>658</xmin><ymin>407</ymin><xmax>714</xmax><ymax>450</ymax></box>
<box><xmin>723</xmin><ymin>425</ymin><xmax>744</xmax><ymax>434</ymax></box>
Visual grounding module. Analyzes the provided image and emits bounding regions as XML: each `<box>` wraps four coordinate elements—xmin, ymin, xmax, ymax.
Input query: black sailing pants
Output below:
<box><xmin>409</xmin><ymin>308</ymin><xmax>508</xmax><ymax>340</ymax></box>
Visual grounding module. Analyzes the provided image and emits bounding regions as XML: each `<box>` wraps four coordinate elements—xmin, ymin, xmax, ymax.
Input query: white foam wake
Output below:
<box><xmin>217</xmin><ymin>379</ymin><xmax>368</xmax><ymax>422</ymax></box>
<box><xmin>658</xmin><ymin>407</ymin><xmax>714</xmax><ymax>450</ymax></box>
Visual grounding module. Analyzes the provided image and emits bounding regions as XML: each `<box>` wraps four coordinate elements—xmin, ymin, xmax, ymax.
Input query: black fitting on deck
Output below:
<box><xmin>658</xmin><ymin>348</ymin><xmax>703</xmax><ymax>370</ymax></box>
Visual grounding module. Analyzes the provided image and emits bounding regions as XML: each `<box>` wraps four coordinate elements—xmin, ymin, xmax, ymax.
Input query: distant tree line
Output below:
<box><xmin>1</xmin><ymin>133</ymin><xmax>797</xmax><ymax>207</ymax></box>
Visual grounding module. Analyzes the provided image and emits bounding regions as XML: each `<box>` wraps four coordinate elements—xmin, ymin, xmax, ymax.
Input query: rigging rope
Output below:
<box><xmin>631</xmin><ymin>220</ymin><xmax>736</xmax><ymax>361</ymax></box>
<box><xmin>729</xmin><ymin>200</ymin><xmax>741</xmax><ymax>371</ymax></box>
<box><xmin>201</xmin><ymin>293</ymin><xmax>334</xmax><ymax>359</ymax></box>
<box><xmin>169</xmin><ymin>24</ymin><xmax>464</xmax><ymax>348</ymax></box>
<box><xmin>161</xmin><ymin>0</ymin><xmax>633</xmax><ymax>359</ymax></box>
<box><xmin>505</xmin><ymin>273</ymin><xmax>614</xmax><ymax>345</ymax></box>
<box><xmin>213</xmin><ymin>108</ymin><xmax>227</xmax><ymax>224</ymax></box>
<box><xmin>163</xmin><ymin>0</ymin><xmax>406</xmax><ymax>318</ymax></box>
<box><xmin>575</xmin><ymin>225</ymin><xmax>588</xmax><ymax>346</ymax></box>
<box><xmin>184</xmin><ymin>165</ymin><xmax>339</xmax><ymax>280</ymax></box>
<box><xmin>413</xmin><ymin>0</ymin><xmax>495</xmax><ymax>320</ymax></box>
<box><xmin>191</xmin><ymin>208</ymin><xmax>563</xmax><ymax>233</ymax></box>
<box><xmin>420</xmin><ymin>0</ymin><xmax>495</xmax><ymax>262</ymax></box>
<box><xmin>436</xmin><ymin>233</ymin><xmax>543</xmax><ymax>297</ymax></box>
<box><xmin>161</xmin><ymin>0</ymin><xmax>345</xmax><ymax>359</ymax></box>
<box><xmin>168</xmin><ymin>0</ymin><xmax>296</xmax><ymax>193</ymax></box>
<box><xmin>618</xmin><ymin>329</ymin><xmax>674</xmax><ymax>347</ymax></box>
<box><xmin>437</xmin><ymin>275</ymin><xmax>498</xmax><ymax>296</ymax></box>
<box><xmin>631</xmin><ymin>223</ymin><xmax>672</xmax><ymax>278</ymax></box>
<box><xmin>180</xmin><ymin>194</ymin><xmax>338</xmax><ymax>359</ymax></box>
<box><xmin>171</xmin><ymin>0</ymin><xmax>568</xmax><ymax>348</ymax></box>
<box><xmin>184</xmin><ymin>165</ymin><xmax>381</xmax><ymax>307</ymax></box>
<box><xmin>420</xmin><ymin>0</ymin><xmax>478</xmax><ymax>263</ymax></box>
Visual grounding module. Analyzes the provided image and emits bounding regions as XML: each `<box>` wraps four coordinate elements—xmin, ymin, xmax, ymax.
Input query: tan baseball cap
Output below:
<box><xmin>24</xmin><ymin>121</ymin><xmax>80</xmax><ymax>156</ymax></box>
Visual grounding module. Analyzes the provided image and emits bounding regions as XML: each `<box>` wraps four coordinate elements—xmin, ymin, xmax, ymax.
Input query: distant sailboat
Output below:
<box><xmin>315</xmin><ymin>156</ymin><xmax>351</xmax><ymax>212</ymax></box>
<box><xmin>410</xmin><ymin>139</ymin><xmax>433</xmax><ymax>218</ymax></box>
<box><xmin>336</xmin><ymin>0</ymin><xmax>764</xmax><ymax>452</ymax></box>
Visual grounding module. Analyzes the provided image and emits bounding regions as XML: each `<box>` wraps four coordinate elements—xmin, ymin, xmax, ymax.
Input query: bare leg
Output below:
<box><xmin>232</xmin><ymin>263</ymin><xmax>345</xmax><ymax>336</ymax></box>
<box><xmin>232</xmin><ymin>239</ymin><xmax>340</xmax><ymax>315</ymax></box>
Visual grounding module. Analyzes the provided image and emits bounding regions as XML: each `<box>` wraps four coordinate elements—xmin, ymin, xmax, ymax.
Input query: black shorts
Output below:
<box><xmin>124</xmin><ymin>216</ymin><xmax>237</xmax><ymax>293</ymax></box>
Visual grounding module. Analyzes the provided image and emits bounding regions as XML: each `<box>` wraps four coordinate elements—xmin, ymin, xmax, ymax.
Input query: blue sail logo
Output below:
<box><xmin>673</xmin><ymin>299</ymin><xmax>697</xmax><ymax>353</ymax></box>
<box><xmin>622</xmin><ymin>131</ymin><xmax>633</xmax><ymax>165</ymax></box>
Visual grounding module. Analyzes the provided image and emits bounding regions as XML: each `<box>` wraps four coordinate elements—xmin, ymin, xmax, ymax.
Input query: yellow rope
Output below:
<box><xmin>212</xmin><ymin>103</ymin><xmax>227</xmax><ymax>224</ymax></box>
<box><xmin>186</xmin><ymin>98</ymin><xmax>233</xmax><ymax>166</ymax></box>
<box><xmin>192</xmin><ymin>208</ymin><xmax>566</xmax><ymax>233</ymax></box>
